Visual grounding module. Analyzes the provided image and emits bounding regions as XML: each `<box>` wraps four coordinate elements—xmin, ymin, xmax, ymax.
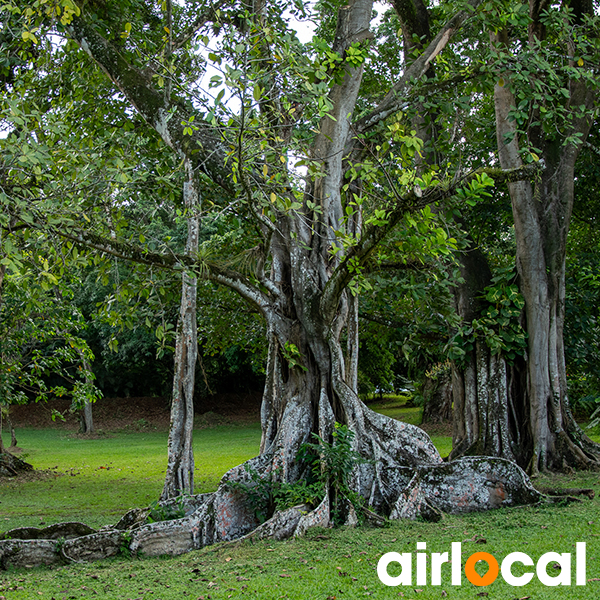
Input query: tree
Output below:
<box><xmin>3</xmin><ymin>0</ymin><xmax>551</xmax><ymax>541</ymax></box>
<box><xmin>385</xmin><ymin>0</ymin><xmax>600</xmax><ymax>474</ymax></box>
<box><xmin>486</xmin><ymin>0</ymin><xmax>600</xmax><ymax>473</ymax></box>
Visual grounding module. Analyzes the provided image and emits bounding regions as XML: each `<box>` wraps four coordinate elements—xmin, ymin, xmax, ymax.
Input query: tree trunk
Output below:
<box><xmin>8</xmin><ymin>414</ymin><xmax>17</xmax><ymax>448</ymax></box>
<box><xmin>78</xmin><ymin>356</ymin><xmax>94</xmax><ymax>434</ymax></box>
<box><xmin>421</xmin><ymin>368</ymin><xmax>452</xmax><ymax>425</ymax></box>
<box><xmin>491</xmin><ymin>26</ymin><xmax>600</xmax><ymax>473</ymax></box>
<box><xmin>161</xmin><ymin>159</ymin><xmax>200</xmax><ymax>500</ymax></box>
<box><xmin>449</xmin><ymin>247</ymin><xmax>523</xmax><ymax>463</ymax></box>
<box><xmin>0</xmin><ymin>408</ymin><xmax>33</xmax><ymax>477</ymax></box>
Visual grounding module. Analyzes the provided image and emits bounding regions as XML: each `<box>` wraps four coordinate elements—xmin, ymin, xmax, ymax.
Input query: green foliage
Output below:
<box><xmin>119</xmin><ymin>530</ymin><xmax>133</xmax><ymax>559</ymax></box>
<box><xmin>299</xmin><ymin>423</ymin><xmax>371</xmax><ymax>526</ymax></box>
<box><xmin>226</xmin><ymin>424</ymin><xmax>368</xmax><ymax>525</ymax></box>
<box><xmin>281</xmin><ymin>342</ymin><xmax>307</xmax><ymax>372</ymax></box>
<box><xmin>449</xmin><ymin>266</ymin><xmax>527</xmax><ymax>363</ymax></box>
<box><xmin>0</xmin><ymin>247</ymin><xmax>101</xmax><ymax>409</ymax></box>
<box><xmin>146</xmin><ymin>497</ymin><xmax>187</xmax><ymax>524</ymax></box>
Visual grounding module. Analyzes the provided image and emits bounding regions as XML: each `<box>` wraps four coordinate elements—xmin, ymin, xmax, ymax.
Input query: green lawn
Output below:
<box><xmin>2</xmin><ymin>408</ymin><xmax>600</xmax><ymax>598</ymax></box>
<box><xmin>0</xmin><ymin>424</ymin><xmax>261</xmax><ymax>530</ymax></box>
<box><xmin>1</xmin><ymin>475</ymin><xmax>599</xmax><ymax>599</ymax></box>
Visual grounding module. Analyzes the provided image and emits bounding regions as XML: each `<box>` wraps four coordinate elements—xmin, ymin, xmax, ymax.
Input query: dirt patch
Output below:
<box><xmin>8</xmin><ymin>392</ymin><xmax>263</xmax><ymax>433</ymax></box>
<box><xmin>418</xmin><ymin>421</ymin><xmax>453</xmax><ymax>438</ymax></box>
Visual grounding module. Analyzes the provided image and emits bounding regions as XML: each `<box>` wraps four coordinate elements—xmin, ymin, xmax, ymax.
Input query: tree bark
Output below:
<box><xmin>78</xmin><ymin>355</ymin><xmax>94</xmax><ymax>434</ymax></box>
<box><xmin>161</xmin><ymin>159</ymin><xmax>200</xmax><ymax>500</ymax></box>
<box><xmin>490</xmin><ymin>22</ymin><xmax>600</xmax><ymax>473</ymax></box>
<box><xmin>421</xmin><ymin>368</ymin><xmax>453</xmax><ymax>425</ymax></box>
<box><xmin>448</xmin><ymin>247</ymin><xmax>523</xmax><ymax>462</ymax></box>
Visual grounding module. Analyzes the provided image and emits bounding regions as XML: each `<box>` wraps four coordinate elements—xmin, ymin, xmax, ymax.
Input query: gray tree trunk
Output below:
<box><xmin>421</xmin><ymin>369</ymin><xmax>452</xmax><ymax>425</ymax></box>
<box><xmin>78</xmin><ymin>356</ymin><xmax>94</xmax><ymax>434</ymax></box>
<box><xmin>490</xmin><ymin>24</ymin><xmax>600</xmax><ymax>473</ymax></box>
<box><xmin>449</xmin><ymin>247</ymin><xmax>522</xmax><ymax>462</ymax></box>
<box><xmin>161</xmin><ymin>159</ymin><xmax>200</xmax><ymax>500</ymax></box>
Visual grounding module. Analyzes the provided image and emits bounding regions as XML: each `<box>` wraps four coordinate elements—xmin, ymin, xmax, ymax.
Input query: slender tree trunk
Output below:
<box><xmin>161</xmin><ymin>159</ymin><xmax>200</xmax><ymax>500</ymax></box>
<box><xmin>8</xmin><ymin>412</ymin><xmax>17</xmax><ymax>448</ymax></box>
<box><xmin>78</xmin><ymin>355</ymin><xmax>94</xmax><ymax>434</ymax></box>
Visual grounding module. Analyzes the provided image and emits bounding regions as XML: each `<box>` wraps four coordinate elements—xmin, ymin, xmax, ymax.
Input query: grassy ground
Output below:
<box><xmin>0</xmin><ymin>473</ymin><xmax>599</xmax><ymax>599</ymax></box>
<box><xmin>2</xmin><ymin>400</ymin><xmax>600</xmax><ymax>598</ymax></box>
<box><xmin>0</xmin><ymin>424</ymin><xmax>261</xmax><ymax>530</ymax></box>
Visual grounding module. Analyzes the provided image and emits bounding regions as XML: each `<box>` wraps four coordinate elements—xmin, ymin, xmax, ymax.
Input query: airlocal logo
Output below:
<box><xmin>377</xmin><ymin>542</ymin><xmax>587</xmax><ymax>587</ymax></box>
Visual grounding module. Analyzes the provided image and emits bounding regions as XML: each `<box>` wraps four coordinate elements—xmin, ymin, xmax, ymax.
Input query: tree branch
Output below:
<box><xmin>352</xmin><ymin>0</ymin><xmax>484</xmax><ymax>137</ymax></box>
<box><xmin>35</xmin><ymin>220</ymin><xmax>273</xmax><ymax>315</ymax></box>
<box><xmin>322</xmin><ymin>161</ymin><xmax>545</xmax><ymax>311</ymax></box>
<box><xmin>66</xmin><ymin>11</ymin><xmax>233</xmax><ymax>193</ymax></box>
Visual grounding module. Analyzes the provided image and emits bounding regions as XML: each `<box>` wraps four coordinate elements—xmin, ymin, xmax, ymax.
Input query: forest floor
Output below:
<box><xmin>8</xmin><ymin>392</ymin><xmax>454</xmax><ymax>438</ymax></box>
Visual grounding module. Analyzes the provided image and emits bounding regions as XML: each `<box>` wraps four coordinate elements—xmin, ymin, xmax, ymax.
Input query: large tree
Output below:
<box><xmin>1</xmin><ymin>0</ymin><xmax>553</xmax><ymax>547</ymax></box>
<box><xmin>446</xmin><ymin>0</ymin><xmax>600</xmax><ymax>474</ymax></box>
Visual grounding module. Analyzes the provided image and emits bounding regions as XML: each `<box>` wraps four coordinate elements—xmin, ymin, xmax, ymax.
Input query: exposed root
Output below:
<box><xmin>0</xmin><ymin>450</ymin><xmax>33</xmax><ymax>477</ymax></box>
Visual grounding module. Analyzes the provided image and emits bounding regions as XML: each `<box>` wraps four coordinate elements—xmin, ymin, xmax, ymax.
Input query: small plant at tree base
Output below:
<box><xmin>54</xmin><ymin>537</ymin><xmax>66</xmax><ymax>554</ymax></box>
<box><xmin>226</xmin><ymin>465</ymin><xmax>283</xmax><ymax>523</ymax></box>
<box><xmin>146</xmin><ymin>497</ymin><xmax>187</xmax><ymax>524</ymax></box>
<box><xmin>119</xmin><ymin>531</ymin><xmax>133</xmax><ymax>558</ymax></box>
<box><xmin>226</xmin><ymin>424</ymin><xmax>368</xmax><ymax>525</ymax></box>
<box><xmin>299</xmin><ymin>423</ymin><xmax>371</xmax><ymax>526</ymax></box>
<box><xmin>275</xmin><ymin>479</ymin><xmax>325</xmax><ymax>512</ymax></box>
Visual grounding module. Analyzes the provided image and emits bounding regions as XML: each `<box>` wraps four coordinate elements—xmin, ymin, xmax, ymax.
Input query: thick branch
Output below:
<box><xmin>352</xmin><ymin>0</ymin><xmax>484</xmax><ymax>136</ymax></box>
<box><xmin>66</xmin><ymin>12</ymin><xmax>233</xmax><ymax>192</ymax></box>
<box><xmin>322</xmin><ymin>162</ymin><xmax>544</xmax><ymax>311</ymax></box>
<box><xmin>49</xmin><ymin>225</ymin><xmax>272</xmax><ymax>315</ymax></box>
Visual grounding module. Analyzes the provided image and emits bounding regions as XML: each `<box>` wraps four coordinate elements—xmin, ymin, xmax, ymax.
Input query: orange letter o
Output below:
<box><xmin>464</xmin><ymin>552</ymin><xmax>499</xmax><ymax>587</ymax></box>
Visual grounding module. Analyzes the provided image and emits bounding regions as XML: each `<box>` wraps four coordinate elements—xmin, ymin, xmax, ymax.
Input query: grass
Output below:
<box><xmin>2</xmin><ymin>400</ymin><xmax>600</xmax><ymax>598</ymax></box>
<box><xmin>0</xmin><ymin>473</ymin><xmax>599</xmax><ymax>599</ymax></box>
<box><xmin>0</xmin><ymin>424</ymin><xmax>261</xmax><ymax>530</ymax></box>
